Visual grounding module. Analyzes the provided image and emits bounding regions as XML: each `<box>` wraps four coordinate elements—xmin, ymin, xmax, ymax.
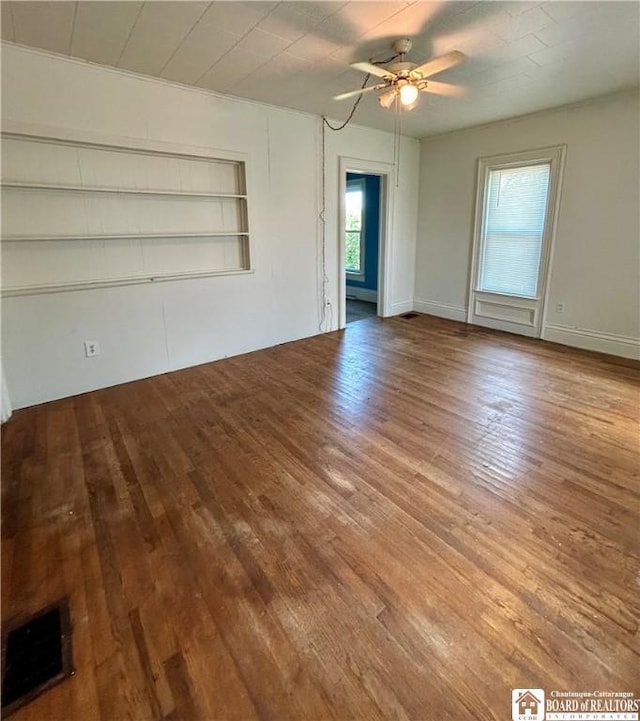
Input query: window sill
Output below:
<box><xmin>474</xmin><ymin>288</ymin><xmax>540</xmax><ymax>301</ymax></box>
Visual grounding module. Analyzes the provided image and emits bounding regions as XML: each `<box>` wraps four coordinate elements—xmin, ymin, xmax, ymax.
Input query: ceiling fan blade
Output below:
<box><xmin>422</xmin><ymin>81</ymin><xmax>466</xmax><ymax>98</ymax></box>
<box><xmin>413</xmin><ymin>50</ymin><xmax>466</xmax><ymax>79</ymax></box>
<box><xmin>350</xmin><ymin>61</ymin><xmax>393</xmax><ymax>79</ymax></box>
<box><xmin>333</xmin><ymin>83</ymin><xmax>387</xmax><ymax>101</ymax></box>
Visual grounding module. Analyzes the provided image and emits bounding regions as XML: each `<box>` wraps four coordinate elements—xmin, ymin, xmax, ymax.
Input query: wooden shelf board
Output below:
<box><xmin>2</xmin><ymin>268</ymin><xmax>254</xmax><ymax>297</ymax></box>
<box><xmin>2</xmin><ymin>231</ymin><xmax>249</xmax><ymax>242</ymax></box>
<box><xmin>1</xmin><ymin>182</ymin><xmax>247</xmax><ymax>199</ymax></box>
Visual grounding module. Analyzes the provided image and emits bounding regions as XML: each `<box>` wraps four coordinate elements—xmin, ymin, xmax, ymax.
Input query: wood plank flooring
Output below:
<box><xmin>2</xmin><ymin>314</ymin><xmax>639</xmax><ymax>720</ymax></box>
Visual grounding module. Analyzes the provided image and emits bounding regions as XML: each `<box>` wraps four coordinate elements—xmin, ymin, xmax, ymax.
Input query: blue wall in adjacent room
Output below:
<box><xmin>346</xmin><ymin>172</ymin><xmax>380</xmax><ymax>292</ymax></box>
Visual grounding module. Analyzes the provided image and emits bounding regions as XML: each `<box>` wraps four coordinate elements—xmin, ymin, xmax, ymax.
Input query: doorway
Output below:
<box><xmin>345</xmin><ymin>172</ymin><xmax>380</xmax><ymax>324</ymax></box>
<box><xmin>338</xmin><ymin>158</ymin><xmax>394</xmax><ymax>329</ymax></box>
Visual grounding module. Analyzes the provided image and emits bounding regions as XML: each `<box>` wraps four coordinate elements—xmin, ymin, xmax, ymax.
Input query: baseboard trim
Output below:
<box><xmin>389</xmin><ymin>300</ymin><xmax>413</xmax><ymax>316</ymax></box>
<box><xmin>413</xmin><ymin>298</ymin><xmax>467</xmax><ymax>322</ymax></box>
<box><xmin>543</xmin><ymin>324</ymin><xmax>640</xmax><ymax>360</ymax></box>
<box><xmin>409</xmin><ymin>301</ymin><xmax>639</xmax><ymax>360</ymax></box>
<box><xmin>346</xmin><ymin>286</ymin><xmax>378</xmax><ymax>303</ymax></box>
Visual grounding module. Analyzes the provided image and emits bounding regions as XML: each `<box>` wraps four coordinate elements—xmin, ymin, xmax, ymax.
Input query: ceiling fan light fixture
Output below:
<box><xmin>399</xmin><ymin>82</ymin><xmax>419</xmax><ymax>107</ymax></box>
<box><xmin>339</xmin><ymin>41</ymin><xmax>466</xmax><ymax>114</ymax></box>
<box><xmin>378</xmin><ymin>89</ymin><xmax>397</xmax><ymax>109</ymax></box>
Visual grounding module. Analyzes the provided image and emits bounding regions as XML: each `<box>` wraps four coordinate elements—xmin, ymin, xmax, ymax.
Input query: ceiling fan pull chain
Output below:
<box><xmin>394</xmin><ymin>94</ymin><xmax>401</xmax><ymax>188</ymax></box>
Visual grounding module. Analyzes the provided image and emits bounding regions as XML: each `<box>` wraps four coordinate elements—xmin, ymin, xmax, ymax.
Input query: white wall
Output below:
<box><xmin>414</xmin><ymin>89</ymin><xmax>640</xmax><ymax>358</ymax></box>
<box><xmin>1</xmin><ymin>44</ymin><xmax>419</xmax><ymax>408</ymax></box>
<box><xmin>325</xmin><ymin>128</ymin><xmax>418</xmax><ymax>320</ymax></box>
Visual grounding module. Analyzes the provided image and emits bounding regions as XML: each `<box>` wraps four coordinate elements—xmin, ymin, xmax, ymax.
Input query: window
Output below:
<box><xmin>468</xmin><ymin>146</ymin><xmax>565</xmax><ymax>339</ymax></box>
<box><xmin>478</xmin><ymin>163</ymin><xmax>551</xmax><ymax>298</ymax></box>
<box><xmin>345</xmin><ymin>179</ymin><xmax>365</xmax><ymax>276</ymax></box>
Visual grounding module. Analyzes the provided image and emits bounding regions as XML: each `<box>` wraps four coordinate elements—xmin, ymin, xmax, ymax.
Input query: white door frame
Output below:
<box><xmin>338</xmin><ymin>157</ymin><xmax>395</xmax><ymax>329</ymax></box>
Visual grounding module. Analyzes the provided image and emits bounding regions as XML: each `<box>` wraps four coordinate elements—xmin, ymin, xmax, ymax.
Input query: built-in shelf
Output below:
<box><xmin>2</xmin><ymin>231</ymin><xmax>249</xmax><ymax>242</ymax></box>
<box><xmin>1</xmin><ymin>182</ymin><xmax>247</xmax><ymax>199</ymax></box>
<box><xmin>2</xmin><ymin>131</ymin><xmax>252</xmax><ymax>295</ymax></box>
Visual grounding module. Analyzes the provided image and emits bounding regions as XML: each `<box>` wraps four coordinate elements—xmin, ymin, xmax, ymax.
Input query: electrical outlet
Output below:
<box><xmin>84</xmin><ymin>340</ymin><xmax>100</xmax><ymax>358</ymax></box>
<box><xmin>555</xmin><ymin>303</ymin><xmax>565</xmax><ymax>313</ymax></box>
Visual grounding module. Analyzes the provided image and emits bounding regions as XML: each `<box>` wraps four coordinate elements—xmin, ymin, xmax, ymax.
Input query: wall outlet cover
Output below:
<box><xmin>84</xmin><ymin>340</ymin><xmax>100</xmax><ymax>357</ymax></box>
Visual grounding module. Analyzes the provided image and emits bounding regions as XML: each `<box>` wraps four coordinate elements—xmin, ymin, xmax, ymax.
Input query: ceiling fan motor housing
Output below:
<box><xmin>392</xmin><ymin>38</ymin><xmax>413</xmax><ymax>55</ymax></box>
<box><xmin>386</xmin><ymin>61</ymin><xmax>416</xmax><ymax>77</ymax></box>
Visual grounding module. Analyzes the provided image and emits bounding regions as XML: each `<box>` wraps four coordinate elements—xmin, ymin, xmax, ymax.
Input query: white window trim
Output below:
<box><xmin>467</xmin><ymin>145</ymin><xmax>566</xmax><ymax>337</ymax></box>
<box><xmin>345</xmin><ymin>177</ymin><xmax>366</xmax><ymax>280</ymax></box>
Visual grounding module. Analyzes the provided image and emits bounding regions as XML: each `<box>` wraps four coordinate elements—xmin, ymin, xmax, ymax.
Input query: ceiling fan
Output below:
<box><xmin>334</xmin><ymin>39</ymin><xmax>466</xmax><ymax>111</ymax></box>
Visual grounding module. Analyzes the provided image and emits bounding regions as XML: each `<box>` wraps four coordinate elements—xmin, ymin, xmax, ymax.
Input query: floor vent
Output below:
<box><xmin>1</xmin><ymin>599</ymin><xmax>73</xmax><ymax>717</ymax></box>
<box><xmin>399</xmin><ymin>312</ymin><xmax>419</xmax><ymax>319</ymax></box>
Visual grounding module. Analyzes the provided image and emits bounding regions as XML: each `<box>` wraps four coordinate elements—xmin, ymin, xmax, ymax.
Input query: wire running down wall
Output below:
<box><xmin>1</xmin><ymin>133</ymin><xmax>251</xmax><ymax>296</ymax></box>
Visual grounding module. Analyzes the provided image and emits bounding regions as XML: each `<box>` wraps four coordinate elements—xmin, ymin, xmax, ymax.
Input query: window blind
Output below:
<box><xmin>479</xmin><ymin>163</ymin><xmax>551</xmax><ymax>297</ymax></box>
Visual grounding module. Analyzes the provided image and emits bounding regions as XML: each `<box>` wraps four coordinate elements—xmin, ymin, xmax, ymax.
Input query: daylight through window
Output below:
<box><xmin>345</xmin><ymin>182</ymin><xmax>364</xmax><ymax>275</ymax></box>
<box><xmin>479</xmin><ymin>163</ymin><xmax>551</xmax><ymax>298</ymax></box>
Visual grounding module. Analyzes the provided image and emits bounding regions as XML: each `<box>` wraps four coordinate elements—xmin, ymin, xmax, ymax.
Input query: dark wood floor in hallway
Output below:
<box><xmin>2</xmin><ymin>314</ymin><xmax>639</xmax><ymax>721</ymax></box>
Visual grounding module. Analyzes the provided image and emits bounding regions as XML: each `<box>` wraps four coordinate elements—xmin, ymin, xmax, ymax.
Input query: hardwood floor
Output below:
<box><xmin>2</xmin><ymin>314</ymin><xmax>639</xmax><ymax>721</ymax></box>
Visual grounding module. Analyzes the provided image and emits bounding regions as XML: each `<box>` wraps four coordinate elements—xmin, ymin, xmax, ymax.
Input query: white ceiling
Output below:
<box><xmin>2</xmin><ymin>1</ymin><xmax>639</xmax><ymax>137</ymax></box>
